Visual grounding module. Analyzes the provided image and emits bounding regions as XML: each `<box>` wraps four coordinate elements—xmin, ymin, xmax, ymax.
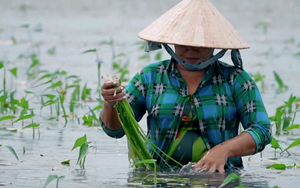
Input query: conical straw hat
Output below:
<box><xmin>138</xmin><ymin>0</ymin><xmax>250</xmax><ymax>50</ymax></box>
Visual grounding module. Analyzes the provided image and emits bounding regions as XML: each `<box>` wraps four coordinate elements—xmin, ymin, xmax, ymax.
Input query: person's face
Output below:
<box><xmin>174</xmin><ymin>45</ymin><xmax>214</xmax><ymax>63</ymax></box>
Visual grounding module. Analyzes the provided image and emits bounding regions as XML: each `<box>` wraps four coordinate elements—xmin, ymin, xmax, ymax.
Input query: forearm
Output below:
<box><xmin>100</xmin><ymin>101</ymin><xmax>122</xmax><ymax>130</ymax></box>
<box><xmin>220</xmin><ymin>132</ymin><xmax>256</xmax><ymax>158</ymax></box>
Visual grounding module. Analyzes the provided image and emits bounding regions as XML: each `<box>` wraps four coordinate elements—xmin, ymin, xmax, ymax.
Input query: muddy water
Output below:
<box><xmin>0</xmin><ymin>0</ymin><xmax>300</xmax><ymax>187</ymax></box>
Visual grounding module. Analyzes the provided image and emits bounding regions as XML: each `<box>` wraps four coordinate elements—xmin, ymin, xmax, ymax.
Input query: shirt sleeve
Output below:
<box><xmin>124</xmin><ymin>70</ymin><xmax>147</xmax><ymax>122</ymax></box>
<box><xmin>99</xmin><ymin>111</ymin><xmax>125</xmax><ymax>139</ymax></box>
<box><xmin>233</xmin><ymin>69</ymin><xmax>272</xmax><ymax>153</ymax></box>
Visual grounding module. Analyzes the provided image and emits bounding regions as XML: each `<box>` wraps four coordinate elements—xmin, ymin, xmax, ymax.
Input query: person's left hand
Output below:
<box><xmin>192</xmin><ymin>144</ymin><xmax>230</xmax><ymax>174</ymax></box>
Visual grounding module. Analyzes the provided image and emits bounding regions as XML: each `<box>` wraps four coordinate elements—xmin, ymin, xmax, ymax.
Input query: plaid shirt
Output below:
<box><xmin>101</xmin><ymin>59</ymin><xmax>272</xmax><ymax>168</ymax></box>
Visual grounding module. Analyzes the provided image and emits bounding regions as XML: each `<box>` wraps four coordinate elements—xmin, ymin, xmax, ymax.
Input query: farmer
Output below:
<box><xmin>100</xmin><ymin>0</ymin><xmax>271</xmax><ymax>173</ymax></box>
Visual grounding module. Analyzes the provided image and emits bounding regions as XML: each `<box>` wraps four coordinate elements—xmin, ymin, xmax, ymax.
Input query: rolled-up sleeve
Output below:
<box><xmin>233</xmin><ymin>69</ymin><xmax>272</xmax><ymax>153</ymax></box>
<box><xmin>99</xmin><ymin>112</ymin><xmax>125</xmax><ymax>139</ymax></box>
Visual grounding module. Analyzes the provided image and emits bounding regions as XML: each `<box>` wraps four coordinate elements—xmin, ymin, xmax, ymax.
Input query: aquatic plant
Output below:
<box><xmin>269</xmin><ymin>94</ymin><xmax>300</xmax><ymax>135</ymax></box>
<box><xmin>82</xmin><ymin>49</ymin><xmax>103</xmax><ymax>102</ymax></box>
<box><xmin>0</xmin><ymin>145</ymin><xmax>19</xmax><ymax>161</ymax></box>
<box><xmin>22</xmin><ymin>121</ymin><xmax>40</xmax><ymax>139</ymax></box>
<box><xmin>218</xmin><ymin>173</ymin><xmax>242</xmax><ymax>188</ymax></box>
<box><xmin>250</xmin><ymin>72</ymin><xmax>266</xmax><ymax>92</ymax></box>
<box><xmin>44</xmin><ymin>174</ymin><xmax>64</xmax><ymax>188</ymax></box>
<box><xmin>273</xmin><ymin>71</ymin><xmax>288</xmax><ymax>92</ymax></box>
<box><xmin>71</xmin><ymin>134</ymin><xmax>91</xmax><ymax>168</ymax></box>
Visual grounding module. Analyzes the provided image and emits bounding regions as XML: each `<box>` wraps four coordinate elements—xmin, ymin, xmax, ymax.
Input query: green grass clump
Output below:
<box><xmin>114</xmin><ymin>99</ymin><xmax>183</xmax><ymax>170</ymax></box>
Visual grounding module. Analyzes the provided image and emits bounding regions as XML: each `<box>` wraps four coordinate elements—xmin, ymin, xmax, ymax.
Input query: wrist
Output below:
<box><xmin>217</xmin><ymin>143</ymin><xmax>234</xmax><ymax>158</ymax></box>
<box><xmin>104</xmin><ymin>101</ymin><xmax>115</xmax><ymax>109</ymax></box>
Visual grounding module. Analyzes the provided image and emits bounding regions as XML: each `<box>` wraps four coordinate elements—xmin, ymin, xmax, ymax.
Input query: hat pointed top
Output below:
<box><xmin>138</xmin><ymin>0</ymin><xmax>250</xmax><ymax>50</ymax></box>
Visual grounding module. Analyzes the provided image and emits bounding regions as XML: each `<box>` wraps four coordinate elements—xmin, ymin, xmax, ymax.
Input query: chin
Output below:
<box><xmin>184</xmin><ymin>58</ymin><xmax>201</xmax><ymax>63</ymax></box>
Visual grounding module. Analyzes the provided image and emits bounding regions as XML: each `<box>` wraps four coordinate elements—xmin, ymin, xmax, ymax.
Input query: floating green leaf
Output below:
<box><xmin>283</xmin><ymin>138</ymin><xmax>300</xmax><ymax>152</ymax></box>
<box><xmin>82</xmin><ymin>49</ymin><xmax>96</xmax><ymax>54</ymax></box>
<box><xmin>23</xmin><ymin>146</ymin><xmax>25</xmax><ymax>154</ymax></box>
<box><xmin>219</xmin><ymin>173</ymin><xmax>241</xmax><ymax>188</ymax></box>
<box><xmin>61</xmin><ymin>160</ymin><xmax>70</xmax><ymax>165</ymax></box>
<box><xmin>267</xmin><ymin>164</ymin><xmax>286</xmax><ymax>170</ymax></box>
<box><xmin>0</xmin><ymin>61</ymin><xmax>3</xmax><ymax>69</ymax></box>
<box><xmin>22</xmin><ymin>123</ymin><xmax>40</xmax><ymax>129</ymax></box>
<box><xmin>0</xmin><ymin>115</ymin><xmax>16</xmax><ymax>122</ymax></box>
<box><xmin>71</xmin><ymin>134</ymin><xmax>87</xmax><ymax>151</ymax></box>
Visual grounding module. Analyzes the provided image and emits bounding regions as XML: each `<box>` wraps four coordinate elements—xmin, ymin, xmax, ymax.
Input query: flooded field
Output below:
<box><xmin>0</xmin><ymin>0</ymin><xmax>300</xmax><ymax>187</ymax></box>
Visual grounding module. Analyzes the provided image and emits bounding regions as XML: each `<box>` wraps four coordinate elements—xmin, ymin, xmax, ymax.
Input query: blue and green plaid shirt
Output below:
<box><xmin>101</xmin><ymin>59</ymin><xmax>271</xmax><ymax>168</ymax></box>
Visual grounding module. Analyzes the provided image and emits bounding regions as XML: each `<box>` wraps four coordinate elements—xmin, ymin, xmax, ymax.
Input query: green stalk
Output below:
<box><xmin>82</xmin><ymin>156</ymin><xmax>86</xmax><ymax>167</ymax></box>
<box><xmin>59</xmin><ymin>92</ymin><xmax>68</xmax><ymax>125</ymax></box>
<box><xmin>115</xmin><ymin>100</ymin><xmax>182</xmax><ymax>169</ymax></box>
<box><xmin>2</xmin><ymin>67</ymin><xmax>7</xmax><ymax>113</ymax></box>
<box><xmin>56</xmin><ymin>101</ymin><xmax>60</xmax><ymax>120</ymax></box>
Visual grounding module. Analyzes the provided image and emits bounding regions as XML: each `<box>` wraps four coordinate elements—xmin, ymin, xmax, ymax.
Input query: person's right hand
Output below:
<box><xmin>101</xmin><ymin>81</ymin><xmax>126</xmax><ymax>107</ymax></box>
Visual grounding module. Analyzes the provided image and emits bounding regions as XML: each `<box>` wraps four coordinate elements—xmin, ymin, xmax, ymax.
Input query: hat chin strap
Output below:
<box><xmin>162</xmin><ymin>44</ymin><xmax>227</xmax><ymax>71</ymax></box>
<box><xmin>143</xmin><ymin>41</ymin><xmax>244</xmax><ymax>70</ymax></box>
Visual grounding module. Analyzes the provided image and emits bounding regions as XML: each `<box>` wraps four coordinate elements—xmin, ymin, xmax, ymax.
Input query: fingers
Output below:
<box><xmin>106</xmin><ymin>92</ymin><xmax>125</xmax><ymax>103</ymax></box>
<box><xmin>102</xmin><ymin>87</ymin><xmax>124</xmax><ymax>97</ymax></box>
<box><xmin>101</xmin><ymin>81</ymin><xmax>126</xmax><ymax>105</ymax></box>
<box><xmin>193</xmin><ymin>159</ymin><xmax>204</xmax><ymax>169</ymax></box>
<box><xmin>216</xmin><ymin>165</ymin><xmax>225</xmax><ymax>174</ymax></box>
<box><xmin>102</xmin><ymin>81</ymin><xmax>118</xmax><ymax>89</ymax></box>
<box><xmin>193</xmin><ymin>160</ymin><xmax>225</xmax><ymax>174</ymax></box>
